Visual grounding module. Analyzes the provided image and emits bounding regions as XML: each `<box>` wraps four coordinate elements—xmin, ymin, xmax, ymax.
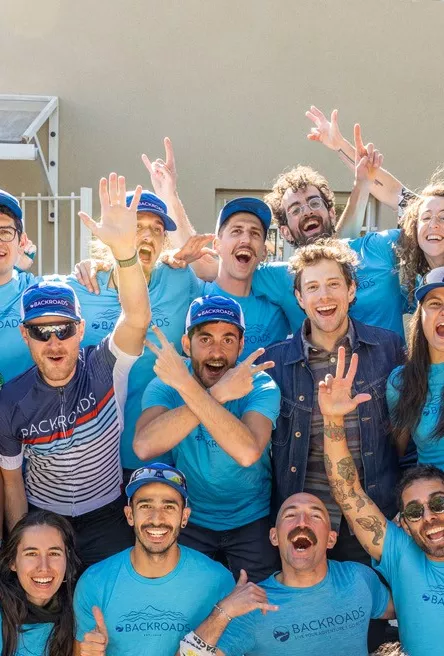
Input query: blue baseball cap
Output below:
<box><xmin>21</xmin><ymin>281</ymin><xmax>82</xmax><ymax>323</ymax></box>
<box><xmin>416</xmin><ymin>267</ymin><xmax>444</xmax><ymax>302</ymax></box>
<box><xmin>216</xmin><ymin>197</ymin><xmax>271</xmax><ymax>235</ymax></box>
<box><xmin>126</xmin><ymin>190</ymin><xmax>177</xmax><ymax>232</ymax></box>
<box><xmin>125</xmin><ymin>463</ymin><xmax>188</xmax><ymax>503</ymax></box>
<box><xmin>185</xmin><ymin>295</ymin><xmax>245</xmax><ymax>334</ymax></box>
<box><xmin>0</xmin><ymin>189</ymin><xmax>22</xmax><ymax>221</ymax></box>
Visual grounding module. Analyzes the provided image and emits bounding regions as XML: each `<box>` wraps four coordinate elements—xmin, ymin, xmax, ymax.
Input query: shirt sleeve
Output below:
<box><xmin>141</xmin><ymin>375</ymin><xmax>179</xmax><ymax>411</ymax></box>
<box><xmin>240</xmin><ymin>371</ymin><xmax>281</xmax><ymax>428</ymax></box>
<box><xmin>348</xmin><ymin>229</ymin><xmax>401</xmax><ymax>265</ymax></box>
<box><xmin>0</xmin><ymin>403</ymin><xmax>23</xmax><ymax>469</ymax></box>
<box><xmin>358</xmin><ymin>563</ymin><xmax>391</xmax><ymax>619</ymax></box>
<box><xmin>187</xmin><ymin>266</ymin><xmax>205</xmax><ymax>303</ymax></box>
<box><xmin>73</xmin><ymin>570</ymin><xmax>101</xmax><ymax>641</ymax></box>
<box><xmin>216</xmin><ymin>611</ymin><xmax>258</xmax><ymax>655</ymax></box>
<box><xmin>372</xmin><ymin>520</ymin><xmax>411</xmax><ymax>586</ymax></box>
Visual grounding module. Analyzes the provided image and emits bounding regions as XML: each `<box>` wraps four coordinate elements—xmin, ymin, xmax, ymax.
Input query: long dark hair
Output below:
<box><xmin>0</xmin><ymin>511</ymin><xmax>80</xmax><ymax>656</ymax></box>
<box><xmin>391</xmin><ymin>304</ymin><xmax>444</xmax><ymax>445</ymax></box>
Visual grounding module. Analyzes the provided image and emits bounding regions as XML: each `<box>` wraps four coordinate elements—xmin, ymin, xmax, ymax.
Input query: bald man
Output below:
<box><xmin>182</xmin><ymin>493</ymin><xmax>394</xmax><ymax>656</ymax></box>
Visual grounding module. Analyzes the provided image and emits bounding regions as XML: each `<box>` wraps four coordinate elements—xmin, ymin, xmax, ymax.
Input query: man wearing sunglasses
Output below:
<box><xmin>320</xmin><ymin>346</ymin><xmax>444</xmax><ymax>656</ymax></box>
<box><xmin>0</xmin><ymin>174</ymin><xmax>150</xmax><ymax>567</ymax></box>
<box><xmin>74</xmin><ymin>463</ymin><xmax>235</xmax><ymax>656</ymax></box>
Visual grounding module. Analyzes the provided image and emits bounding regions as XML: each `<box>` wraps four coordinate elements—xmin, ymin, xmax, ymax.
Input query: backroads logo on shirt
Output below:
<box><xmin>115</xmin><ymin>605</ymin><xmax>190</xmax><ymax>635</ymax></box>
<box><xmin>0</xmin><ymin>309</ymin><xmax>20</xmax><ymax>329</ymax></box>
<box><xmin>422</xmin><ymin>585</ymin><xmax>444</xmax><ymax>605</ymax></box>
<box><xmin>245</xmin><ymin>324</ymin><xmax>270</xmax><ymax>346</ymax></box>
<box><xmin>91</xmin><ymin>309</ymin><xmax>120</xmax><ymax>332</ymax></box>
<box><xmin>151</xmin><ymin>308</ymin><xmax>170</xmax><ymax>329</ymax></box>
<box><xmin>272</xmin><ymin>607</ymin><xmax>366</xmax><ymax>642</ymax></box>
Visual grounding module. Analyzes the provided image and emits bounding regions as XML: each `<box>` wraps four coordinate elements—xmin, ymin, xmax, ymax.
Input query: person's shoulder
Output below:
<box><xmin>0</xmin><ymin>366</ymin><xmax>38</xmax><ymax>404</ymax></box>
<box><xmin>262</xmin><ymin>334</ymin><xmax>299</xmax><ymax>359</ymax></box>
<box><xmin>180</xmin><ymin>546</ymin><xmax>233</xmax><ymax>581</ymax></box>
<box><xmin>354</xmin><ymin>319</ymin><xmax>403</xmax><ymax>347</ymax></box>
<box><xmin>78</xmin><ymin>548</ymin><xmax>128</xmax><ymax>584</ymax></box>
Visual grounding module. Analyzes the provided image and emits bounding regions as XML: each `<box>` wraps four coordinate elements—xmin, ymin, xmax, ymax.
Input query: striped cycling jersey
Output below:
<box><xmin>0</xmin><ymin>335</ymin><xmax>138</xmax><ymax>516</ymax></box>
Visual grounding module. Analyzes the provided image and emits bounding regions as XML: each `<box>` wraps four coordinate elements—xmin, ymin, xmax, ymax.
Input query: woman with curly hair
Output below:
<box><xmin>0</xmin><ymin>510</ymin><xmax>80</xmax><ymax>656</ymax></box>
<box><xmin>387</xmin><ymin>267</ymin><xmax>444</xmax><ymax>465</ymax></box>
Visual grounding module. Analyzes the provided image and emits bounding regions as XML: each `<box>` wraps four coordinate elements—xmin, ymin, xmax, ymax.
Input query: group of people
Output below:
<box><xmin>0</xmin><ymin>106</ymin><xmax>443</xmax><ymax>655</ymax></box>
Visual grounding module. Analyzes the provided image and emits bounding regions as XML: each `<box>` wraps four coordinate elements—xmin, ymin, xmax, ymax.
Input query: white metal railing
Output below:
<box><xmin>19</xmin><ymin>188</ymin><xmax>92</xmax><ymax>275</ymax></box>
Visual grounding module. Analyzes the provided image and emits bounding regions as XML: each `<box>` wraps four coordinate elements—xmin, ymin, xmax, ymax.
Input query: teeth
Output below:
<box><xmin>317</xmin><ymin>305</ymin><xmax>336</xmax><ymax>311</ymax></box>
<box><xmin>426</xmin><ymin>526</ymin><xmax>444</xmax><ymax>537</ymax></box>
<box><xmin>236</xmin><ymin>250</ymin><xmax>253</xmax><ymax>257</ymax></box>
<box><xmin>147</xmin><ymin>530</ymin><xmax>167</xmax><ymax>536</ymax></box>
<box><xmin>207</xmin><ymin>361</ymin><xmax>224</xmax><ymax>367</ymax></box>
<box><xmin>427</xmin><ymin>235</ymin><xmax>443</xmax><ymax>241</ymax></box>
<box><xmin>32</xmin><ymin>578</ymin><xmax>53</xmax><ymax>583</ymax></box>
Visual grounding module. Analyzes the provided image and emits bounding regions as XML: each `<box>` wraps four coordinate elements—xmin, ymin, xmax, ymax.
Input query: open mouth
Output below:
<box><xmin>31</xmin><ymin>576</ymin><xmax>54</xmax><ymax>589</ymax></box>
<box><xmin>0</xmin><ymin>247</ymin><xmax>7</xmax><ymax>258</ymax></box>
<box><xmin>301</xmin><ymin>217</ymin><xmax>322</xmax><ymax>235</ymax></box>
<box><xmin>234</xmin><ymin>248</ymin><xmax>254</xmax><ymax>265</ymax></box>
<box><xmin>290</xmin><ymin>535</ymin><xmax>314</xmax><ymax>552</ymax></box>
<box><xmin>316</xmin><ymin>304</ymin><xmax>337</xmax><ymax>317</ymax></box>
<box><xmin>425</xmin><ymin>526</ymin><xmax>444</xmax><ymax>543</ymax></box>
<box><xmin>47</xmin><ymin>354</ymin><xmax>65</xmax><ymax>363</ymax></box>
<box><xmin>426</xmin><ymin>235</ymin><xmax>443</xmax><ymax>242</ymax></box>
<box><xmin>436</xmin><ymin>323</ymin><xmax>444</xmax><ymax>338</ymax></box>
<box><xmin>138</xmin><ymin>246</ymin><xmax>153</xmax><ymax>263</ymax></box>
<box><xmin>204</xmin><ymin>360</ymin><xmax>226</xmax><ymax>376</ymax></box>
<box><xmin>144</xmin><ymin>526</ymin><xmax>170</xmax><ymax>543</ymax></box>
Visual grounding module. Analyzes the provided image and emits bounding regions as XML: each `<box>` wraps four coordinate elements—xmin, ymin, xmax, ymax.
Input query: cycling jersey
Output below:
<box><xmin>0</xmin><ymin>335</ymin><xmax>139</xmax><ymax>516</ymax></box>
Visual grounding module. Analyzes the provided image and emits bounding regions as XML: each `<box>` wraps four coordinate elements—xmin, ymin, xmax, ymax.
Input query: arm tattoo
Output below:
<box><xmin>330</xmin><ymin>479</ymin><xmax>348</xmax><ymax>504</ymax></box>
<box><xmin>324</xmin><ymin>453</ymin><xmax>333</xmax><ymax>477</ymax></box>
<box><xmin>348</xmin><ymin>487</ymin><xmax>366</xmax><ymax>511</ymax></box>
<box><xmin>356</xmin><ymin>515</ymin><xmax>385</xmax><ymax>546</ymax></box>
<box><xmin>324</xmin><ymin>422</ymin><xmax>346</xmax><ymax>442</ymax></box>
<box><xmin>338</xmin><ymin>149</ymin><xmax>354</xmax><ymax>165</ymax></box>
<box><xmin>337</xmin><ymin>456</ymin><xmax>356</xmax><ymax>485</ymax></box>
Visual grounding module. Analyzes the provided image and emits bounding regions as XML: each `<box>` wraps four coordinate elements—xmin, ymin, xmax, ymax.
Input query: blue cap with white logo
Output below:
<box><xmin>21</xmin><ymin>281</ymin><xmax>82</xmax><ymax>323</ymax></box>
<box><xmin>416</xmin><ymin>267</ymin><xmax>444</xmax><ymax>302</ymax></box>
<box><xmin>126</xmin><ymin>190</ymin><xmax>177</xmax><ymax>232</ymax></box>
<box><xmin>0</xmin><ymin>189</ymin><xmax>22</xmax><ymax>221</ymax></box>
<box><xmin>125</xmin><ymin>463</ymin><xmax>188</xmax><ymax>504</ymax></box>
<box><xmin>185</xmin><ymin>295</ymin><xmax>246</xmax><ymax>334</ymax></box>
<box><xmin>216</xmin><ymin>197</ymin><xmax>271</xmax><ymax>235</ymax></box>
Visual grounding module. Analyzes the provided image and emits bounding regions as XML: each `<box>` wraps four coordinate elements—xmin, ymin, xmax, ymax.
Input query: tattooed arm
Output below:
<box><xmin>319</xmin><ymin>347</ymin><xmax>387</xmax><ymax>561</ymax></box>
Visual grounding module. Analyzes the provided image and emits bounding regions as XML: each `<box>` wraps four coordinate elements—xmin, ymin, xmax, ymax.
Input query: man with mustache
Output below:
<box><xmin>179</xmin><ymin>492</ymin><xmax>393</xmax><ymax>656</ymax></box>
<box><xmin>0</xmin><ymin>174</ymin><xmax>150</xmax><ymax>566</ymax></box>
<box><xmin>134</xmin><ymin>295</ymin><xmax>281</xmax><ymax>582</ymax></box>
<box><xmin>320</xmin><ymin>346</ymin><xmax>444</xmax><ymax>656</ymax></box>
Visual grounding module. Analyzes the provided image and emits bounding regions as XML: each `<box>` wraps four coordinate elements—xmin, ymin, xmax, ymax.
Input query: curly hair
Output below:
<box><xmin>265</xmin><ymin>166</ymin><xmax>335</xmax><ymax>228</ymax></box>
<box><xmin>289</xmin><ymin>238</ymin><xmax>358</xmax><ymax>293</ymax></box>
<box><xmin>397</xmin><ymin>175</ymin><xmax>444</xmax><ymax>303</ymax></box>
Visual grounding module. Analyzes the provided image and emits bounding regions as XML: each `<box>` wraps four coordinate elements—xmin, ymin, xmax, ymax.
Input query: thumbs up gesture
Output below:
<box><xmin>215</xmin><ymin>569</ymin><xmax>279</xmax><ymax>620</ymax></box>
<box><xmin>80</xmin><ymin>606</ymin><xmax>109</xmax><ymax>655</ymax></box>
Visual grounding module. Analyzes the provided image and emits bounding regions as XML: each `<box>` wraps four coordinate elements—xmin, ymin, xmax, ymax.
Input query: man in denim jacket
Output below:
<box><xmin>260</xmin><ymin>239</ymin><xmax>405</xmax><ymax>557</ymax></box>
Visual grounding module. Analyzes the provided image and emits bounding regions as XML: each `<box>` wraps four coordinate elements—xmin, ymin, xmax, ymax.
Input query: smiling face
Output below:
<box><xmin>281</xmin><ymin>185</ymin><xmax>335</xmax><ymax>246</ymax></box>
<box><xmin>20</xmin><ymin>316</ymin><xmax>85</xmax><ymax>386</ymax></box>
<box><xmin>417</xmin><ymin>196</ymin><xmax>444</xmax><ymax>267</ymax></box>
<box><xmin>11</xmin><ymin>525</ymin><xmax>67</xmax><ymax>606</ymax></box>
<box><xmin>136</xmin><ymin>212</ymin><xmax>166</xmax><ymax>276</ymax></box>
<box><xmin>0</xmin><ymin>213</ymin><xmax>24</xmax><ymax>283</ymax></box>
<box><xmin>421</xmin><ymin>288</ymin><xmax>444</xmax><ymax>363</ymax></box>
<box><xmin>401</xmin><ymin>479</ymin><xmax>444</xmax><ymax>560</ymax></box>
<box><xmin>215</xmin><ymin>213</ymin><xmax>266</xmax><ymax>282</ymax></box>
<box><xmin>182</xmin><ymin>321</ymin><xmax>243</xmax><ymax>388</ymax></box>
<box><xmin>125</xmin><ymin>482</ymin><xmax>190</xmax><ymax>556</ymax></box>
<box><xmin>295</xmin><ymin>258</ymin><xmax>355</xmax><ymax>342</ymax></box>
<box><xmin>270</xmin><ymin>493</ymin><xmax>336</xmax><ymax>573</ymax></box>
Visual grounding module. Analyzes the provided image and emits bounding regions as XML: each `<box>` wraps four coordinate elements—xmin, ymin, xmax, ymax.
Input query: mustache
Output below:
<box><xmin>141</xmin><ymin>523</ymin><xmax>172</xmax><ymax>531</ymax></box>
<box><xmin>288</xmin><ymin>526</ymin><xmax>318</xmax><ymax>545</ymax></box>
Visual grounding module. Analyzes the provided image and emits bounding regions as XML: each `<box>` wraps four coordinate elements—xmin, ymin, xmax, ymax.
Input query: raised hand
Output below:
<box><xmin>78</xmin><ymin>174</ymin><xmax>142</xmax><ymax>261</ymax></box>
<box><xmin>15</xmin><ymin>232</ymin><xmax>37</xmax><ymax>272</ymax></box>
<box><xmin>211</xmin><ymin>348</ymin><xmax>274</xmax><ymax>404</ymax></box>
<box><xmin>160</xmin><ymin>234</ymin><xmax>217</xmax><ymax>269</ymax></box>
<box><xmin>218</xmin><ymin>569</ymin><xmax>279</xmax><ymax>619</ymax></box>
<box><xmin>318</xmin><ymin>347</ymin><xmax>371</xmax><ymax>418</ymax></box>
<box><xmin>141</xmin><ymin>137</ymin><xmax>177</xmax><ymax>199</ymax></box>
<box><xmin>145</xmin><ymin>325</ymin><xmax>191</xmax><ymax>389</ymax></box>
<box><xmin>80</xmin><ymin>606</ymin><xmax>108</xmax><ymax>655</ymax></box>
<box><xmin>354</xmin><ymin>124</ymin><xmax>383</xmax><ymax>185</ymax></box>
<box><xmin>306</xmin><ymin>106</ymin><xmax>344</xmax><ymax>151</ymax></box>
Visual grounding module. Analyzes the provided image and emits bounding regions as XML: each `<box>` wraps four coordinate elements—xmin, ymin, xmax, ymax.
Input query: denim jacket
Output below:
<box><xmin>260</xmin><ymin>319</ymin><xmax>405</xmax><ymax>519</ymax></box>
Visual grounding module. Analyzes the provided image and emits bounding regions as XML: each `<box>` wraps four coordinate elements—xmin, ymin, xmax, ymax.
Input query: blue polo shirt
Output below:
<box><xmin>252</xmin><ymin>229</ymin><xmax>406</xmax><ymax>337</ymax></box>
<box><xmin>142</xmin><ymin>360</ymin><xmax>281</xmax><ymax>529</ymax></box>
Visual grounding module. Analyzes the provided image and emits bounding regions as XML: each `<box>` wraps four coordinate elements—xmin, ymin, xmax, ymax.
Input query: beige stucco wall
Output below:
<box><xmin>1</xmin><ymin>0</ymin><xmax>443</xmax><ymax>271</ymax></box>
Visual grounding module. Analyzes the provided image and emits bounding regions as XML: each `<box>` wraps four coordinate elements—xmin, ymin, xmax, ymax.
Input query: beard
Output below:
<box><xmin>288</xmin><ymin>216</ymin><xmax>336</xmax><ymax>247</ymax></box>
<box><xmin>134</xmin><ymin>521</ymin><xmax>180</xmax><ymax>557</ymax></box>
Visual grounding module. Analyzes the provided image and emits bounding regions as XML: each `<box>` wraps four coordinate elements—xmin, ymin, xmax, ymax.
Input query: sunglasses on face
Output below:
<box><xmin>402</xmin><ymin>494</ymin><xmax>444</xmax><ymax>522</ymax></box>
<box><xmin>24</xmin><ymin>322</ymin><xmax>79</xmax><ymax>342</ymax></box>
<box><xmin>130</xmin><ymin>466</ymin><xmax>188</xmax><ymax>490</ymax></box>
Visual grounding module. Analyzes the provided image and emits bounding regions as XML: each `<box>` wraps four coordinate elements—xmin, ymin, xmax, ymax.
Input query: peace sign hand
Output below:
<box><xmin>145</xmin><ymin>325</ymin><xmax>191</xmax><ymax>390</ymax></box>
<box><xmin>354</xmin><ymin>124</ymin><xmax>383</xmax><ymax>186</ymax></box>
<box><xmin>78</xmin><ymin>174</ymin><xmax>142</xmax><ymax>261</ymax></box>
<box><xmin>318</xmin><ymin>347</ymin><xmax>371</xmax><ymax>419</ymax></box>
<box><xmin>306</xmin><ymin>106</ymin><xmax>344</xmax><ymax>151</ymax></box>
<box><xmin>210</xmin><ymin>348</ymin><xmax>275</xmax><ymax>404</ymax></box>
<box><xmin>141</xmin><ymin>137</ymin><xmax>177</xmax><ymax>200</ymax></box>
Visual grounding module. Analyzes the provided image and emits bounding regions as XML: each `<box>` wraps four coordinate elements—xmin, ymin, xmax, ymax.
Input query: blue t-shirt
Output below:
<box><xmin>252</xmin><ymin>229</ymin><xmax>406</xmax><ymax>337</ymax></box>
<box><xmin>373</xmin><ymin>520</ymin><xmax>444</xmax><ymax>656</ymax></box>
<box><xmin>218</xmin><ymin>560</ymin><xmax>389</xmax><ymax>656</ymax></box>
<box><xmin>387</xmin><ymin>364</ymin><xmax>444</xmax><ymax>469</ymax></box>
<box><xmin>66</xmin><ymin>263</ymin><xmax>201</xmax><ymax>469</ymax></box>
<box><xmin>142</xmin><ymin>361</ymin><xmax>281</xmax><ymax>529</ymax></box>
<box><xmin>200</xmin><ymin>281</ymin><xmax>291</xmax><ymax>359</ymax></box>
<box><xmin>0</xmin><ymin>271</ymin><xmax>36</xmax><ymax>386</ymax></box>
<box><xmin>74</xmin><ymin>546</ymin><xmax>234</xmax><ymax>656</ymax></box>
<box><xmin>0</xmin><ymin>615</ymin><xmax>54</xmax><ymax>655</ymax></box>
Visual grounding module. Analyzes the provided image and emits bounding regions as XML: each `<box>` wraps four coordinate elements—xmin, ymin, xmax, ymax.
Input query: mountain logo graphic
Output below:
<box><xmin>115</xmin><ymin>605</ymin><xmax>189</xmax><ymax>633</ymax></box>
<box><xmin>91</xmin><ymin>308</ymin><xmax>120</xmax><ymax>330</ymax></box>
<box><xmin>273</xmin><ymin>626</ymin><xmax>290</xmax><ymax>642</ymax></box>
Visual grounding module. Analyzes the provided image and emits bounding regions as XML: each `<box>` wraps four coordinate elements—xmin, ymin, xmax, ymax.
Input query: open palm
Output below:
<box><xmin>318</xmin><ymin>348</ymin><xmax>371</xmax><ymax>417</ymax></box>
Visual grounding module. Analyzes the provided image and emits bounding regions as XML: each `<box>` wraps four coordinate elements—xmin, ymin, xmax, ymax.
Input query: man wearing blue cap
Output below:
<box><xmin>0</xmin><ymin>174</ymin><xmax>150</xmax><ymax>566</ymax></box>
<box><xmin>134</xmin><ymin>294</ymin><xmax>282</xmax><ymax>582</ymax></box>
<box><xmin>74</xmin><ymin>463</ymin><xmax>235</xmax><ymax>656</ymax></box>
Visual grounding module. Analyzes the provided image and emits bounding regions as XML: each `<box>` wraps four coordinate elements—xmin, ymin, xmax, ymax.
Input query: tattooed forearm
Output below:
<box><xmin>355</xmin><ymin>515</ymin><xmax>386</xmax><ymax>546</ymax></box>
<box><xmin>324</xmin><ymin>422</ymin><xmax>346</xmax><ymax>442</ymax></box>
<box><xmin>330</xmin><ymin>479</ymin><xmax>348</xmax><ymax>504</ymax></box>
<box><xmin>338</xmin><ymin>149</ymin><xmax>354</xmax><ymax>165</ymax></box>
<box><xmin>348</xmin><ymin>487</ymin><xmax>366</xmax><ymax>511</ymax></box>
<box><xmin>337</xmin><ymin>456</ymin><xmax>356</xmax><ymax>485</ymax></box>
<box><xmin>324</xmin><ymin>453</ymin><xmax>333</xmax><ymax>477</ymax></box>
